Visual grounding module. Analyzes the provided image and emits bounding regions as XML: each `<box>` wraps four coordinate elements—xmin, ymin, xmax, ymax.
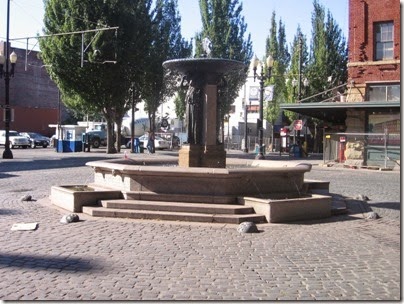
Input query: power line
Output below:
<box><xmin>8</xmin><ymin>27</ymin><xmax>119</xmax><ymax>69</ymax></box>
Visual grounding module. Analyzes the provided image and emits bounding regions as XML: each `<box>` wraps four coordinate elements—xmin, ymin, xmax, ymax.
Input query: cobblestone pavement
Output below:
<box><xmin>0</xmin><ymin>148</ymin><xmax>400</xmax><ymax>301</ymax></box>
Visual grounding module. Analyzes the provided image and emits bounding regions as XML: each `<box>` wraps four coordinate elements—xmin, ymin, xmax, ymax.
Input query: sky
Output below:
<box><xmin>0</xmin><ymin>0</ymin><xmax>349</xmax><ymax>59</ymax></box>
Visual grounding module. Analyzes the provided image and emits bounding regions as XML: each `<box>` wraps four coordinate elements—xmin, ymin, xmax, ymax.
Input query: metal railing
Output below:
<box><xmin>224</xmin><ymin>135</ymin><xmax>273</xmax><ymax>153</ymax></box>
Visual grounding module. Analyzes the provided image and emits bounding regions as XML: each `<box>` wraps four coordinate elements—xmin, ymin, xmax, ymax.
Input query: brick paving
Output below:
<box><xmin>0</xmin><ymin>148</ymin><xmax>400</xmax><ymax>301</ymax></box>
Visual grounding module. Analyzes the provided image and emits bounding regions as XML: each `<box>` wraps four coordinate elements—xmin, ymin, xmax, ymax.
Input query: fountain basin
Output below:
<box><xmin>240</xmin><ymin>194</ymin><xmax>332</xmax><ymax>223</ymax></box>
<box><xmin>49</xmin><ymin>159</ymin><xmax>333</xmax><ymax>224</ymax></box>
<box><xmin>51</xmin><ymin>185</ymin><xmax>122</xmax><ymax>212</ymax></box>
<box><xmin>86</xmin><ymin>159</ymin><xmax>312</xmax><ymax>197</ymax></box>
<box><xmin>163</xmin><ymin>58</ymin><xmax>245</xmax><ymax>76</ymax></box>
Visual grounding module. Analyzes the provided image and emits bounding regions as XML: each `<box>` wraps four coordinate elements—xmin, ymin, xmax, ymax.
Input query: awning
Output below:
<box><xmin>280</xmin><ymin>101</ymin><xmax>400</xmax><ymax>124</ymax></box>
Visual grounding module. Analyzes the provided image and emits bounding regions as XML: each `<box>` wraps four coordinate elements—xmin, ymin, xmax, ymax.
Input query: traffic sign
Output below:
<box><xmin>293</xmin><ymin>120</ymin><xmax>303</xmax><ymax>131</ymax></box>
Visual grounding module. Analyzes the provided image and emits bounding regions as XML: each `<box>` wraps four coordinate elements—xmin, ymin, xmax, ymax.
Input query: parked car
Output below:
<box><xmin>127</xmin><ymin>134</ymin><xmax>170</xmax><ymax>150</ymax></box>
<box><xmin>20</xmin><ymin>132</ymin><xmax>50</xmax><ymax>148</ymax></box>
<box><xmin>0</xmin><ymin>130</ymin><xmax>30</xmax><ymax>149</ymax></box>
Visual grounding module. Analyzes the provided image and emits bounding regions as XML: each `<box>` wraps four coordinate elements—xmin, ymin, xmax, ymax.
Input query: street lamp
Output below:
<box><xmin>1</xmin><ymin>0</ymin><xmax>18</xmax><ymax>159</ymax></box>
<box><xmin>252</xmin><ymin>54</ymin><xmax>274</xmax><ymax>160</ymax></box>
<box><xmin>291</xmin><ymin>76</ymin><xmax>309</xmax><ymax>144</ymax></box>
<box><xmin>242</xmin><ymin>97</ymin><xmax>251</xmax><ymax>153</ymax></box>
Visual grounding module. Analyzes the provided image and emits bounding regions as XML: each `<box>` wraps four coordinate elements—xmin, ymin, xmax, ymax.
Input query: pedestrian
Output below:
<box><xmin>147</xmin><ymin>132</ymin><xmax>155</xmax><ymax>154</ymax></box>
<box><xmin>134</xmin><ymin>137</ymin><xmax>140</xmax><ymax>153</ymax></box>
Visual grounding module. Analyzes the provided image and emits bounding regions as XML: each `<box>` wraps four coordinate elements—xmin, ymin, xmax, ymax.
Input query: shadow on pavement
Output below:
<box><xmin>0</xmin><ymin>209</ymin><xmax>24</xmax><ymax>216</ymax></box>
<box><xmin>0</xmin><ymin>156</ymin><xmax>114</xmax><ymax>175</ymax></box>
<box><xmin>366</xmin><ymin>202</ymin><xmax>400</xmax><ymax>211</ymax></box>
<box><xmin>0</xmin><ymin>253</ymin><xmax>101</xmax><ymax>273</ymax></box>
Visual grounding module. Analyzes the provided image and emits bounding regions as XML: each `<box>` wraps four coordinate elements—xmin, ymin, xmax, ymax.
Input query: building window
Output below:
<box><xmin>375</xmin><ymin>22</ymin><xmax>394</xmax><ymax>60</ymax></box>
<box><xmin>368</xmin><ymin>84</ymin><xmax>400</xmax><ymax>102</ymax></box>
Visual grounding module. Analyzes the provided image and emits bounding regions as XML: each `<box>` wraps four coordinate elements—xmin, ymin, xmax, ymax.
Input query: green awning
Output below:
<box><xmin>280</xmin><ymin>101</ymin><xmax>400</xmax><ymax>124</ymax></box>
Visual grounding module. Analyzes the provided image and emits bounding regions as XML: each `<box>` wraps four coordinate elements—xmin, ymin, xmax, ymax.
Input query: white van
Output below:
<box><xmin>0</xmin><ymin>130</ymin><xmax>30</xmax><ymax>149</ymax></box>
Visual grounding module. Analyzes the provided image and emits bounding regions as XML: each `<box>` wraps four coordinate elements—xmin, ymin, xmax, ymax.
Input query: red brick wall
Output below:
<box><xmin>348</xmin><ymin>0</ymin><xmax>400</xmax><ymax>83</ymax></box>
<box><xmin>0</xmin><ymin>107</ymin><xmax>58</xmax><ymax>137</ymax></box>
<box><xmin>0</xmin><ymin>43</ymin><xmax>70</xmax><ymax>134</ymax></box>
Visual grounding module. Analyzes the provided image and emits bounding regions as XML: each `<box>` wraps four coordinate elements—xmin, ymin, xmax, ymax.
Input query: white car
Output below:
<box><xmin>0</xmin><ymin>130</ymin><xmax>30</xmax><ymax>149</ymax></box>
<box><xmin>138</xmin><ymin>134</ymin><xmax>170</xmax><ymax>150</ymax></box>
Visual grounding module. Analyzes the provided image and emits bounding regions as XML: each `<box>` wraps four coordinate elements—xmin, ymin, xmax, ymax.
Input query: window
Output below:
<box><xmin>368</xmin><ymin>84</ymin><xmax>400</xmax><ymax>102</ymax></box>
<box><xmin>375</xmin><ymin>22</ymin><xmax>394</xmax><ymax>60</ymax></box>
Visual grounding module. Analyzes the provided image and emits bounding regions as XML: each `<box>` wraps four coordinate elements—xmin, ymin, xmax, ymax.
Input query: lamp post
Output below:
<box><xmin>291</xmin><ymin>76</ymin><xmax>309</xmax><ymax>144</ymax></box>
<box><xmin>1</xmin><ymin>0</ymin><xmax>18</xmax><ymax>159</ymax></box>
<box><xmin>243</xmin><ymin>98</ymin><xmax>248</xmax><ymax>153</ymax></box>
<box><xmin>252</xmin><ymin>54</ymin><xmax>274</xmax><ymax>160</ymax></box>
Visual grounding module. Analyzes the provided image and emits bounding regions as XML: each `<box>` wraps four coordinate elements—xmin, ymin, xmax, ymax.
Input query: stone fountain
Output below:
<box><xmin>163</xmin><ymin>57</ymin><xmax>245</xmax><ymax>168</ymax></box>
<box><xmin>50</xmin><ymin>41</ymin><xmax>333</xmax><ymax>224</ymax></box>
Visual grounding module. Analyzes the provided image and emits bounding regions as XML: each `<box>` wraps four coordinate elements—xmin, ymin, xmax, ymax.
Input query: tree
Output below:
<box><xmin>282</xmin><ymin>0</ymin><xmax>347</xmax><ymax>152</ymax></box>
<box><xmin>142</xmin><ymin>0</ymin><xmax>192</xmax><ymax>143</ymax></box>
<box><xmin>195</xmin><ymin>0</ymin><xmax>253</xmax><ymax>138</ymax></box>
<box><xmin>284</xmin><ymin>26</ymin><xmax>309</xmax><ymax>122</ymax></box>
<box><xmin>264</xmin><ymin>12</ymin><xmax>290</xmax><ymax>126</ymax></box>
<box><xmin>307</xmin><ymin>0</ymin><xmax>347</xmax><ymax>102</ymax></box>
<box><xmin>40</xmin><ymin>0</ymin><xmax>153</xmax><ymax>153</ymax></box>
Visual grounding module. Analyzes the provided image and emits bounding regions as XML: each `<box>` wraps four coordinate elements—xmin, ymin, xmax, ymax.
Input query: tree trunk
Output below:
<box><xmin>106</xmin><ymin>119</ymin><xmax>117</xmax><ymax>154</ymax></box>
<box><xmin>115</xmin><ymin>119</ymin><xmax>122</xmax><ymax>153</ymax></box>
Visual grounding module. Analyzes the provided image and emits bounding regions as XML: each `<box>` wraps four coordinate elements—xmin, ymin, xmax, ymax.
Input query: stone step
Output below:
<box><xmin>122</xmin><ymin>191</ymin><xmax>237</xmax><ymax>204</ymax></box>
<box><xmin>100</xmin><ymin>199</ymin><xmax>255</xmax><ymax>214</ymax></box>
<box><xmin>82</xmin><ymin>206</ymin><xmax>267</xmax><ymax>224</ymax></box>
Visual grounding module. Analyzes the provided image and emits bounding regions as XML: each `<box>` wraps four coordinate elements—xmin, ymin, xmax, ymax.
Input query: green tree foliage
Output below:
<box><xmin>174</xmin><ymin>88</ymin><xmax>187</xmax><ymax>120</ymax></box>
<box><xmin>195</xmin><ymin>0</ymin><xmax>253</xmax><ymax>123</ymax></box>
<box><xmin>40</xmin><ymin>0</ymin><xmax>153</xmax><ymax>153</ymax></box>
<box><xmin>143</xmin><ymin>0</ymin><xmax>192</xmax><ymax>134</ymax></box>
<box><xmin>307</xmin><ymin>0</ymin><xmax>348</xmax><ymax>102</ymax></box>
<box><xmin>264</xmin><ymin>12</ymin><xmax>290</xmax><ymax>125</ymax></box>
<box><xmin>284</xmin><ymin>26</ymin><xmax>309</xmax><ymax>122</ymax></box>
<box><xmin>281</xmin><ymin>1</ymin><xmax>347</xmax><ymax>123</ymax></box>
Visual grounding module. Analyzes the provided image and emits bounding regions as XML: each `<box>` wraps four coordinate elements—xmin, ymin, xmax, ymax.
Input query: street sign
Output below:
<box><xmin>293</xmin><ymin>120</ymin><xmax>303</xmax><ymax>131</ymax></box>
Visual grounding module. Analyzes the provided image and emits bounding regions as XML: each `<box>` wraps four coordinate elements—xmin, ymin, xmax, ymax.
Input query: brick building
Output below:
<box><xmin>343</xmin><ymin>0</ymin><xmax>400</xmax><ymax>167</ymax></box>
<box><xmin>281</xmin><ymin>0</ymin><xmax>400</xmax><ymax>168</ymax></box>
<box><xmin>0</xmin><ymin>42</ymin><xmax>69</xmax><ymax>137</ymax></box>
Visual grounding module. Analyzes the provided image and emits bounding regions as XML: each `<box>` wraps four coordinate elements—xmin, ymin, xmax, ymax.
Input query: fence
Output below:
<box><xmin>323</xmin><ymin>131</ymin><xmax>400</xmax><ymax>169</ymax></box>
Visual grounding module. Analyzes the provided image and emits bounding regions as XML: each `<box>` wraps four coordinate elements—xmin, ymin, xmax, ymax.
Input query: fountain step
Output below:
<box><xmin>122</xmin><ymin>191</ymin><xmax>236</xmax><ymax>204</ymax></box>
<box><xmin>82</xmin><ymin>205</ymin><xmax>267</xmax><ymax>224</ymax></box>
<box><xmin>99</xmin><ymin>199</ymin><xmax>255</xmax><ymax>214</ymax></box>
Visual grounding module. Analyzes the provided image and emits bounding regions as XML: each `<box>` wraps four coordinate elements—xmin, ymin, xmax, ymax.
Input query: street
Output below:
<box><xmin>0</xmin><ymin>148</ymin><xmax>400</xmax><ymax>301</ymax></box>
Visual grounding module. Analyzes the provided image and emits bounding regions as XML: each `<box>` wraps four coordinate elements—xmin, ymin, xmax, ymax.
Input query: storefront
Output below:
<box><xmin>281</xmin><ymin>100</ymin><xmax>400</xmax><ymax>168</ymax></box>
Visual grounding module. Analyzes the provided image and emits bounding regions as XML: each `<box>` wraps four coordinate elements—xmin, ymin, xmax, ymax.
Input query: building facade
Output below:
<box><xmin>281</xmin><ymin>0</ymin><xmax>400</xmax><ymax>168</ymax></box>
<box><xmin>0</xmin><ymin>42</ymin><xmax>67</xmax><ymax>137</ymax></box>
<box><xmin>344</xmin><ymin>0</ymin><xmax>400</xmax><ymax>167</ymax></box>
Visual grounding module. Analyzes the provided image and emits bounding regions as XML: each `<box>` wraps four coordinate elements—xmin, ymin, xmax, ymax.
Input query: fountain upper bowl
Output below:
<box><xmin>163</xmin><ymin>58</ymin><xmax>246</xmax><ymax>75</ymax></box>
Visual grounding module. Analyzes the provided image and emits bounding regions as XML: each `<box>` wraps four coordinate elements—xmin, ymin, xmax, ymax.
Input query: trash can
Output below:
<box><xmin>139</xmin><ymin>141</ymin><xmax>144</xmax><ymax>153</ymax></box>
<box><xmin>290</xmin><ymin>144</ymin><xmax>302</xmax><ymax>158</ymax></box>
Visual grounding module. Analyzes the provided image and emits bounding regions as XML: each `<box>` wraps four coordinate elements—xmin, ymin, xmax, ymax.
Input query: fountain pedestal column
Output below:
<box><xmin>163</xmin><ymin>58</ymin><xmax>245</xmax><ymax>168</ymax></box>
<box><xmin>179</xmin><ymin>84</ymin><xmax>226</xmax><ymax>168</ymax></box>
